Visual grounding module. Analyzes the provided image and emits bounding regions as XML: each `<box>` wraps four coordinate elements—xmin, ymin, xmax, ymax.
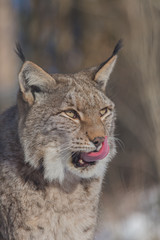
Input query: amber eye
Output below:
<box><xmin>100</xmin><ymin>107</ymin><xmax>111</xmax><ymax>117</ymax></box>
<box><xmin>64</xmin><ymin>110</ymin><xmax>80</xmax><ymax>119</ymax></box>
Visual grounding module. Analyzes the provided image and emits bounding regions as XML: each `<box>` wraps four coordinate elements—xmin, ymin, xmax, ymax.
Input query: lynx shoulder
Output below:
<box><xmin>0</xmin><ymin>41</ymin><xmax>122</xmax><ymax>240</ymax></box>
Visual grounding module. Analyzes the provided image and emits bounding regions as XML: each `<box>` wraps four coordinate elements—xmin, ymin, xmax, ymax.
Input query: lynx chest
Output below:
<box><xmin>16</xmin><ymin>179</ymin><xmax>101</xmax><ymax>240</ymax></box>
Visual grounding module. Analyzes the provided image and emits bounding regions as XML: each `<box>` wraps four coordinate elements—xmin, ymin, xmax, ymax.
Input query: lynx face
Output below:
<box><xmin>18</xmin><ymin>43</ymin><xmax>121</xmax><ymax>183</ymax></box>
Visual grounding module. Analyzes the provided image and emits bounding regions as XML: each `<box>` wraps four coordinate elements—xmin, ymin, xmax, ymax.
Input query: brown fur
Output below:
<box><xmin>0</xmin><ymin>44</ymin><xmax>120</xmax><ymax>239</ymax></box>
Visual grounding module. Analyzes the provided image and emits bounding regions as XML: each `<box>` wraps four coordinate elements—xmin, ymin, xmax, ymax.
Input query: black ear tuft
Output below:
<box><xmin>15</xmin><ymin>43</ymin><xmax>26</xmax><ymax>63</ymax></box>
<box><xmin>96</xmin><ymin>39</ymin><xmax>123</xmax><ymax>72</ymax></box>
<box><xmin>112</xmin><ymin>39</ymin><xmax>123</xmax><ymax>56</ymax></box>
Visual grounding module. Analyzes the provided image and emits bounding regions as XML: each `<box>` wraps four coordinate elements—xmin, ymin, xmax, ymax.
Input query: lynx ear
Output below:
<box><xmin>19</xmin><ymin>61</ymin><xmax>56</xmax><ymax>105</ymax></box>
<box><xmin>94</xmin><ymin>40</ymin><xmax>122</xmax><ymax>91</ymax></box>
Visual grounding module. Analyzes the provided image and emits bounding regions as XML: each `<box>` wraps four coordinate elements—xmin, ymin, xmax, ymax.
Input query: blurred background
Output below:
<box><xmin>0</xmin><ymin>0</ymin><xmax>160</xmax><ymax>239</ymax></box>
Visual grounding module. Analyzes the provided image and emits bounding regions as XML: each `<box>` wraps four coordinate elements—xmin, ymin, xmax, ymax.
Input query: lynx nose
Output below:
<box><xmin>92</xmin><ymin>137</ymin><xmax>105</xmax><ymax>148</ymax></box>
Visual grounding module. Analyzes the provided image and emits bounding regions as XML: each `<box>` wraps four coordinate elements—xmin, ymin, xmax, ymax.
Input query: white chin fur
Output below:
<box><xmin>43</xmin><ymin>147</ymin><xmax>65</xmax><ymax>183</ymax></box>
<box><xmin>43</xmin><ymin>146</ymin><xmax>116</xmax><ymax>183</ymax></box>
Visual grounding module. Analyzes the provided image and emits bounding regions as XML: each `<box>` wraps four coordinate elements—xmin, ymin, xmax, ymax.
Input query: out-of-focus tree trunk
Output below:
<box><xmin>0</xmin><ymin>0</ymin><xmax>18</xmax><ymax>112</ymax></box>
<box><xmin>121</xmin><ymin>0</ymin><xmax>160</xmax><ymax>177</ymax></box>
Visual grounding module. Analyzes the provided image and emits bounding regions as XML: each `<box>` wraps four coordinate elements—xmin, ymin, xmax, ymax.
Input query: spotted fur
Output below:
<box><xmin>0</xmin><ymin>42</ymin><xmax>121</xmax><ymax>240</ymax></box>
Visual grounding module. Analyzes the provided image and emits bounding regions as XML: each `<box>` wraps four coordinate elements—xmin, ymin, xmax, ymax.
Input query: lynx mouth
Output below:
<box><xmin>72</xmin><ymin>152</ymin><xmax>96</xmax><ymax>168</ymax></box>
<box><xmin>72</xmin><ymin>137</ymin><xmax>109</xmax><ymax>168</ymax></box>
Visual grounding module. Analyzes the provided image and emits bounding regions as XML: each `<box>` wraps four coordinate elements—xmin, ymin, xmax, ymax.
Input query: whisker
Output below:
<box><xmin>115</xmin><ymin>138</ymin><xmax>125</xmax><ymax>151</ymax></box>
<box><xmin>109</xmin><ymin>136</ymin><xmax>125</xmax><ymax>151</ymax></box>
<box><xmin>61</xmin><ymin>153</ymin><xmax>72</xmax><ymax>163</ymax></box>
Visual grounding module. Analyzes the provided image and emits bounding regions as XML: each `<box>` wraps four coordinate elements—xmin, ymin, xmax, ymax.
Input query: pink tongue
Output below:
<box><xmin>81</xmin><ymin>136</ymin><xmax>109</xmax><ymax>162</ymax></box>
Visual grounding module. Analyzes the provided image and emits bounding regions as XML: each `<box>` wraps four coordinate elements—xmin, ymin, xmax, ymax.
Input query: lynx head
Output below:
<box><xmin>17</xmin><ymin>41</ymin><xmax>122</xmax><ymax>183</ymax></box>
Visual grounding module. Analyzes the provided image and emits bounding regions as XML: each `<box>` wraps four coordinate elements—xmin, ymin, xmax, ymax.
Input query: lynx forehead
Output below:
<box><xmin>0</xmin><ymin>40</ymin><xmax>122</xmax><ymax>240</ymax></box>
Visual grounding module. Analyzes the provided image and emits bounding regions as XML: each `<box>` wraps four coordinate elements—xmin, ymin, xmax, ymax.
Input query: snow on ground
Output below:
<box><xmin>95</xmin><ymin>187</ymin><xmax>160</xmax><ymax>240</ymax></box>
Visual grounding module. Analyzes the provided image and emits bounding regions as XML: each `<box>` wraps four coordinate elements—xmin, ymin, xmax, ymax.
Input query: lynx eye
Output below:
<box><xmin>100</xmin><ymin>107</ymin><xmax>111</xmax><ymax>117</ymax></box>
<box><xmin>64</xmin><ymin>110</ymin><xmax>80</xmax><ymax>119</ymax></box>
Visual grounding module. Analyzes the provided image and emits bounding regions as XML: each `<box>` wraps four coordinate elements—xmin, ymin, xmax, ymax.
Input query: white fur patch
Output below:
<box><xmin>44</xmin><ymin>147</ymin><xmax>65</xmax><ymax>183</ymax></box>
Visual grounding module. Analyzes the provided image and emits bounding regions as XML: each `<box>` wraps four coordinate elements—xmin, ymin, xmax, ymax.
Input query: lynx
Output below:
<box><xmin>0</xmin><ymin>41</ymin><xmax>122</xmax><ymax>240</ymax></box>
